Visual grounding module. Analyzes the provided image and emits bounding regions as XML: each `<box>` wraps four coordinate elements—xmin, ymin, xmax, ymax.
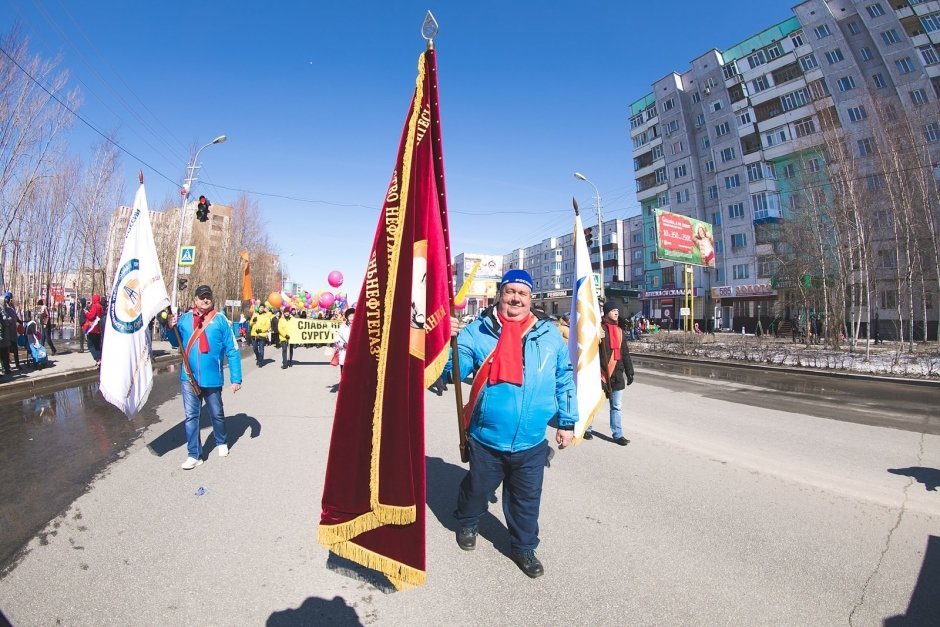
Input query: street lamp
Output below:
<box><xmin>170</xmin><ymin>134</ymin><xmax>227</xmax><ymax>308</ymax></box>
<box><xmin>574</xmin><ymin>171</ymin><xmax>605</xmax><ymax>300</ymax></box>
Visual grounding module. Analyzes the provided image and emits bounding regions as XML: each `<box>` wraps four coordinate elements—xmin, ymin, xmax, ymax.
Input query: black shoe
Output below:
<box><xmin>511</xmin><ymin>550</ymin><xmax>544</xmax><ymax>578</ymax></box>
<box><xmin>456</xmin><ymin>527</ymin><xmax>477</xmax><ymax>551</ymax></box>
<box><xmin>281</xmin><ymin>364</ymin><xmax>288</xmax><ymax>369</ymax></box>
<box><xmin>582</xmin><ymin>431</ymin><xmax>593</xmax><ymax>440</ymax></box>
<box><xmin>614</xmin><ymin>436</ymin><xmax>630</xmax><ymax>446</ymax></box>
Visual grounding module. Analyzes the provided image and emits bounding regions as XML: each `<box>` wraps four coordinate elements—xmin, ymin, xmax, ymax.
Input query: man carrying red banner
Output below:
<box><xmin>446</xmin><ymin>269</ymin><xmax>577</xmax><ymax>578</ymax></box>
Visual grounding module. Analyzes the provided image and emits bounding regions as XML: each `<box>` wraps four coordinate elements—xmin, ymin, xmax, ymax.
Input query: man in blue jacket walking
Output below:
<box><xmin>445</xmin><ymin>269</ymin><xmax>578</xmax><ymax>578</ymax></box>
<box><xmin>167</xmin><ymin>284</ymin><xmax>242</xmax><ymax>470</ymax></box>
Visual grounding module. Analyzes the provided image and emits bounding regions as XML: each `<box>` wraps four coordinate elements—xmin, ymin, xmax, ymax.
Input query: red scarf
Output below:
<box><xmin>605</xmin><ymin>322</ymin><xmax>622</xmax><ymax>362</ymax></box>
<box><xmin>192</xmin><ymin>308</ymin><xmax>214</xmax><ymax>354</ymax></box>
<box><xmin>488</xmin><ymin>312</ymin><xmax>533</xmax><ymax>386</ymax></box>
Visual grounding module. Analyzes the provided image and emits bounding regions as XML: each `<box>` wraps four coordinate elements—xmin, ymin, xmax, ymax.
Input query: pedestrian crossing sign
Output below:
<box><xmin>178</xmin><ymin>246</ymin><xmax>196</xmax><ymax>267</ymax></box>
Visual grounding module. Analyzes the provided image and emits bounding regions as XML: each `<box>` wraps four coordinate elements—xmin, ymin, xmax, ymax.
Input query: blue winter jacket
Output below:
<box><xmin>168</xmin><ymin>310</ymin><xmax>243</xmax><ymax>388</ymax></box>
<box><xmin>444</xmin><ymin>308</ymin><xmax>578</xmax><ymax>453</ymax></box>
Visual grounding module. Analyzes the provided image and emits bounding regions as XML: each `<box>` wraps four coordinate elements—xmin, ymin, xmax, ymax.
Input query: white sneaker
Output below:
<box><xmin>217</xmin><ymin>444</ymin><xmax>229</xmax><ymax>457</ymax></box>
<box><xmin>181</xmin><ymin>457</ymin><xmax>203</xmax><ymax>470</ymax></box>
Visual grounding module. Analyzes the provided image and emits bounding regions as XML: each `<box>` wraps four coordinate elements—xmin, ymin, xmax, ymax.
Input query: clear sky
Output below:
<box><xmin>2</xmin><ymin>0</ymin><xmax>793</xmax><ymax>296</ymax></box>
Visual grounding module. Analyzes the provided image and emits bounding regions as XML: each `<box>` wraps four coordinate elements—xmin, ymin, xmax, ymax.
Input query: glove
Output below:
<box><xmin>285</xmin><ymin>335</ymin><xmax>290</xmax><ymax>340</ymax></box>
<box><xmin>627</xmin><ymin>374</ymin><xmax>634</xmax><ymax>386</ymax></box>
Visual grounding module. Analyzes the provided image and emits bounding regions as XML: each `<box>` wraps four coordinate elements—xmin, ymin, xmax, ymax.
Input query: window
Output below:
<box><xmin>781</xmin><ymin>88</ymin><xmax>810</xmax><ymax>111</ymax></box>
<box><xmin>739</xmin><ymin>111</ymin><xmax>752</xmax><ymax>125</ymax></box>
<box><xmin>814</xmin><ymin>24</ymin><xmax>832</xmax><ymax>39</ymax></box>
<box><xmin>722</xmin><ymin>61</ymin><xmax>739</xmax><ymax>80</ymax></box>
<box><xmin>858</xmin><ymin>137</ymin><xmax>876</xmax><ymax>156</ymax></box>
<box><xmin>747</xmin><ymin>162</ymin><xmax>775</xmax><ymax>181</ymax></box>
<box><xmin>837</xmin><ymin>76</ymin><xmax>856</xmax><ymax>92</ymax></box>
<box><xmin>758</xmin><ymin>257</ymin><xmax>781</xmax><ymax>278</ymax></box>
<box><xmin>671</xmin><ymin>141</ymin><xmax>684</xmax><ymax>155</ymax></box>
<box><xmin>767</xmin><ymin>45</ymin><xmax>782</xmax><ymax>61</ymax></box>
<box><xmin>675</xmin><ymin>189</ymin><xmax>690</xmax><ymax>203</ymax></box>
<box><xmin>866</xmin><ymin>173</ymin><xmax>887</xmax><ymax>190</ymax></box>
<box><xmin>747</xmin><ymin>50</ymin><xmax>767</xmax><ymax>69</ymax></box>
<box><xmin>633</xmin><ymin>267</ymin><xmax>642</xmax><ymax>277</ymax></box>
<box><xmin>881</xmin><ymin>29</ymin><xmax>901</xmax><ymax>45</ymax></box>
<box><xmin>794</xmin><ymin>117</ymin><xmax>817</xmax><ymax>138</ymax></box>
<box><xmin>673</xmin><ymin>164</ymin><xmax>687</xmax><ymax>178</ymax></box>
<box><xmin>658</xmin><ymin>192</ymin><xmax>670</xmax><ymax>207</ymax></box>
<box><xmin>865</xmin><ymin>3</ymin><xmax>885</xmax><ymax>18</ymax></box>
<box><xmin>705</xmin><ymin>160</ymin><xmax>715</xmax><ymax>173</ymax></box>
<box><xmin>923</xmin><ymin>13</ymin><xmax>940</xmax><ymax>33</ymax></box>
<box><xmin>925</xmin><ymin>122</ymin><xmax>940</xmax><ymax>142</ymax></box>
<box><xmin>661</xmin><ymin>97</ymin><xmax>676</xmax><ymax>112</ymax></box>
<box><xmin>652</xmin><ymin>144</ymin><xmax>664</xmax><ymax>159</ymax></box>
<box><xmin>809</xmin><ymin>78</ymin><xmax>831</xmax><ymax>99</ymax></box>
<box><xmin>655</xmin><ymin>167</ymin><xmax>668</xmax><ymax>184</ymax></box>
<box><xmin>807</xmin><ymin>158</ymin><xmax>821</xmax><ymax>173</ymax></box>
<box><xmin>715</xmin><ymin>121</ymin><xmax>730</xmax><ymax>136</ymax></box>
<box><xmin>701</xmin><ymin>136</ymin><xmax>711</xmax><ymax>150</ymax></box>
<box><xmin>665</xmin><ymin>119</ymin><xmax>680</xmax><ymax>134</ymax></box>
<box><xmin>764</xmin><ymin>127</ymin><xmax>789</xmax><ymax>147</ymax></box>
<box><xmin>633</xmin><ymin>249</ymin><xmax>643</xmax><ymax>260</ymax></box>
<box><xmin>859</xmin><ymin>47</ymin><xmax>874</xmax><ymax>61</ymax></box>
<box><xmin>873</xmin><ymin>73</ymin><xmax>887</xmax><ymax>89</ymax></box>
<box><xmin>695</xmin><ymin>113</ymin><xmax>705</xmax><ymax>127</ymax></box>
<box><xmin>711</xmin><ymin>100</ymin><xmax>723</xmax><ymax>112</ymax></box>
<box><xmin>879</xmin><ymin>290</ymin><xmax>897</xmax><ymax>309</ymax></box>
<box><xmin>752</xmin><ymin>191</ymin><xmax>781</xmax><ymax>219</ymax></box>
<box><xmin>705</xmin><ymin>77</ymin><xmax>718</xmax><ymax>90</ymax></box>
<box><xmin>799</xmin><ymin>53</ymin><xmax>818</xmax><ymax>71</ymax></box>
<box><xmin>712</xmin><ymin>212</ymin><xmax>722</xmax><ymax>225</ymax></box>
<box><xmin>896</xmin><ymin>57</ymin><xmax>915</xmax><ymax>74</ymax></box>
<box><xmin>733</xmin><ymin>264</ymin><xmax>750</xmax><ymax>280</ymax></box>
<box><xmin>825</xmin><ymin>48</ymin><xmax>845</xmax><ymax>64</ymax></box>
<box><xmin>715</xmin><ymin>241</ymin><xmax>725</xmax><ymax>255</ymax></box>
<box><xmin>724</xmin><ymin>174</ymin><xmax>741</xmax><ymax>189</ymax></box>
<box><xmin>728</xmin><ymin>202</ymin><xmax>745</xmax><ymax>218</ymax></box>
<box><xmin>921</xmin><ymin>45</ymin><xmax>940</xmax><ymax>66</ymax></box>
<box><xmin>731</xmin><ymin>233</ymin><xmax>747</xmax><ymax>250</ymax></box>
<box><xmin>708</xmin><ymin>185</ymin><xmax>719</xmax><ymax>199</ymax></box>
<box><xmin>650</xmin><ymin>251</ymin><xmax>658</xmax><ymax>264</ymax></box>
<box><xmin>791</xmin><ymin>31</ymin><xmax>805</xmax><ymax>48</ymax></box>
<box><xmin>692</xmin><ymin>91</ymin><xmax>701</xmax><ymax>104</ymax></box>
<box><xmin>872</xmin><ymin>210</ymin><xmax>893</xmax><ymax>229</ymax></box>
<box><xmin>847</xmin><ymin>21</ymin><xmax>861</xmax><ymax>35</ymax></box>
<box><xmin>720</xmin><ymin>146</ymin><xmax>736</xmax><ymax>162</ymax></box>
<box><xmin>752</xmin><ymin>75</ymin><xmax>771</xmax><ymax>93</ymax></box>
<box><xmin>782</xmin><ymin>163</ymin><xmax>796</xmax><ymax>179</ymax></box>
<box><xmin>911</xmin><ymin>89</ymin><xmax>929</xmax><ymax>105</ymax></box>
<box><xmin>877</xmin><ymin>249</ymin><xmax>898</xmax><ymax>269</ymax></box>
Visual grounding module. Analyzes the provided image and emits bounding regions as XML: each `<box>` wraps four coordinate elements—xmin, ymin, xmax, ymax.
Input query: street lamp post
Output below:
<box><xmin>170</xmin><ymin>134</ymin><xmax>226</xmax><ymax>309</ymax></box>
<box><xmin>574</xmin><ymin>172</ymin><xmax>605</xmax><ymax>300</ymax></box>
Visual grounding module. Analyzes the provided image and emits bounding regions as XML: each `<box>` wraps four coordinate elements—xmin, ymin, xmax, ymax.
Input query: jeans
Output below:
<box><xmin>181</xmin><ymin>382</ymin><xmax>227</xmax><ymax>460</ymax></box>
<box><xmin>253</xmin><ymin>337</ymin><xmax>266</xmax><ymax>364</ymax></box>
<box><xmin>586</xmin><ymin>387</ymin><xmax>624</xmax><ymax>438</ymax></box>
<box><xmin>87</xmin><ymin>333</ymin><xmax>102</xmax><ymax>362</ymax></box>
<box><xmin>455</xmin><ymin>438</ymin><xmax>548</xmax><ymax>552</ymax></box>
<box><xmin>281</xmin><ymin>342</ymin><xmax>293</xmax><ymax>366</ymax></box>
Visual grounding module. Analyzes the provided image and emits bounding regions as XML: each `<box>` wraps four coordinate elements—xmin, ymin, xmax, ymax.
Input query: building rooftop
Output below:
<box><xmin>722</xmin><ymin>16</ymin><xmax>801</xmax><ymax>63</ymax></box>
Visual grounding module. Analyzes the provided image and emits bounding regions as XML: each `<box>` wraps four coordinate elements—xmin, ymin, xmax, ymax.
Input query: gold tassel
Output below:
<box><xmin>328</xmin><ymin>540</ymin><xmax>427</xmax><ymax>590</ymax></box>
<box><xmin>424</xmin><ymin>347</ymin><xmax>450</xmax><ymax>389</ymax></box>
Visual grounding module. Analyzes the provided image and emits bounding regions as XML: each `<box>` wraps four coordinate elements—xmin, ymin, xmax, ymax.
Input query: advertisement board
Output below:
<box><xmin>654</xmin><ymin>209</ymin><xmax>716</xmax><ymax>268</ymax></box>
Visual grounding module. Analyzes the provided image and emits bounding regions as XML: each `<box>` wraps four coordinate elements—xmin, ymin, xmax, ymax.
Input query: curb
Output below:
<box><xmin>633</xmin><ymin>351</ymin><xmax>940</xmax><ymax>387</ymax></box>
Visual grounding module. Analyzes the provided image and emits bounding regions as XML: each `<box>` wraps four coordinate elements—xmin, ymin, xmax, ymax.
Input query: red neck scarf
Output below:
<box><xmin>192</xmin><ymin>308</ymin><xmax>214</xmax><ymax>353</ymax></box>
<box><xmin>605</xmin><ymin>322</ymin><xmax>622</xmax><ymax>362</ymax></box>
<box><xmin>488</xmin><ymin>312</ymin><xmax>534</xmax><ymax>386</ymax></box>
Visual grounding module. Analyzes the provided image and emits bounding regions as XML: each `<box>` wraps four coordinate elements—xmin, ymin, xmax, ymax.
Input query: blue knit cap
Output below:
<box><xmin>4</xmin><ymin>291</ymin><xmax>11</xmax><ymax>300</ymax></box>
<box><xmin>499</xmin><ymin>269</ymin><xmax>534</xmax><ymax>291</ymax></box>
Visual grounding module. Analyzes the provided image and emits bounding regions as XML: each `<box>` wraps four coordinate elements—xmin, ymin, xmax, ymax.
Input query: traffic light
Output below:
<box><xmin>196</xmin><ymin>195</ymin><xmax>210</xmax><ymax>222</ymax></box>
<box><xmin>584</xmin><ymin>227</ymin><xmax>594</xmax><ymax>248</ymax></box>
<box><xmin>178</xmin><ymin>277</ymin><xmax>188</xmax><ymax>291</ymax></box>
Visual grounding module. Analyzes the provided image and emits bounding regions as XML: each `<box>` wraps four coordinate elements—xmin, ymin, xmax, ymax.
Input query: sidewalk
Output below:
<box><xmin>0</xmin><ymin>337</ymin><xmax>181</xmax><ymax>401</ymax></box>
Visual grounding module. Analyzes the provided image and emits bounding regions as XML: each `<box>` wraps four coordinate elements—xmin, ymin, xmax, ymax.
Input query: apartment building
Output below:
<box><xmin>629</xmin><ymin>0</ymin><xmax>940</xmax><ymax>334</ymax></box>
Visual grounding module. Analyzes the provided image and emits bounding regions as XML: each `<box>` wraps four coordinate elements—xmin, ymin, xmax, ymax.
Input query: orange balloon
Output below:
<box><xmin>268</xmin><ymin>292</ymin><xmax>283</xmax><ymax>309</ymax></box>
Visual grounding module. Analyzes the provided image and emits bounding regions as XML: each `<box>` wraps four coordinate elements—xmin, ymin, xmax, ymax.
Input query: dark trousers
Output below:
<box><xmin>0</xmin><ymin>346</ymin><xmax>10</xmax><ymax>373</ymax></box>
<box><xmin>455</xmin><ymin>437</ymin><xmax>548</xmax><ymax>553</ymax></box>
<box><xmin>253</xmin><ymin>337</ymin><xmax>266</xmax><ymax>364</ymax></box>
<box><xmin>281</xmin><ymin>342</ymin><xmax>293</xmax><ymax>366</ymax></box>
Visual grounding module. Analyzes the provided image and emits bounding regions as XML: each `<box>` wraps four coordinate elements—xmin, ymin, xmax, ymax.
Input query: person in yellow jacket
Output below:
<box><xmin>249</xmin><ymin>306</ymin><xmax>273</xmax><ymax>367</ymax></box>
<box><xmin>279</xmin><ymin>308</ymin><xmax>295</xmax><ymax>369</ymax></box>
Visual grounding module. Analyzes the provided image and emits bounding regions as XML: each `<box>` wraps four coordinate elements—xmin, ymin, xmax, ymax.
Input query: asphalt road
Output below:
<box><xmin>0</xmin><ymin>353</ymin><xmax>937</xmax><ymax>625</ymax></box>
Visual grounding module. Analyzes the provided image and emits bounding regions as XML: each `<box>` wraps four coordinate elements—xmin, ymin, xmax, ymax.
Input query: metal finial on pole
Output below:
<box><xmin>421</xmin><ymin>11</ymin><xmax>439</xmax><ymax>48</ymax></box>
<box><xmin>138</xmin><ymin>169</ymin><xmax>144</xmax><ymax>184</ymax></box>
<box><xmin>572</xmin><ymin>197</ymin><xmax>580</xmax><ymax>216</ymax></box>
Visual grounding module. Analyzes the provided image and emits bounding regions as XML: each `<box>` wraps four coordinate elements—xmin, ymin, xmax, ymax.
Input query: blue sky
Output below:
<box><xmin>2</xmin><ymin>1</ymin><xmax>792</xmax><ymax>295</ymax></box>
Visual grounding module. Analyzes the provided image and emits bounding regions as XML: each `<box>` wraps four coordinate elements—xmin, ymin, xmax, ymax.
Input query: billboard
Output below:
<box><xmin>654</xmin><ymin>209</ymin><xmax>716</xmax><ymax>268</ymax></box>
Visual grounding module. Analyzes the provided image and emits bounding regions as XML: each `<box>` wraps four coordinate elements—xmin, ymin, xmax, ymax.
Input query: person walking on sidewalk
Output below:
<box><xmin>583</xmin><ymin>300</ymin><xmax>634</xmax><ymax>446</ymax></box>
<box><xmin>166</xmin><ymin>284</ymin><xmax>242</xmax><ymax>470</ymax></box>
<box><xmin>444</xmin><ymin>269</ymin><xmax>577</xmax><ymax>579</ymax></box>
<box><xmin>335</xmin><ymin>307</ymin><xmax>355</xmax><ymax>374</ymax></box>
<box><xmin>3</xmin><ymin>292</ymin><xmax>23</xmax><ymax>370</ymax></box>
<box><xmin>84</xmin><ymin>294</ymin><xmax>104</xmax><ymax>365</ymax></box>
<box><xmin>249</xmin><ymin>305</ymin><xmax>272</xmax><ymax>367</ymax></box>
<box><xmin>35</xmin><ymin>299</ymin><xmax>57</xmax><ymax>356</ymax></box>
<box><xmin>279</xmin><ymin>308</ymin><xmax>295</xmax><ymax>368</ymax></box>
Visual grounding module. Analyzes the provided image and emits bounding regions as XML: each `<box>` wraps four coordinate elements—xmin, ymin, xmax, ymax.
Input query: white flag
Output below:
<box><xmin>569</xmin><ymin>213</ymin><xmax>605</xmax><ymax>442</ymax></box>
<box><xmin>99</xmin><ymin>183</ymin><xmax>170</xmax><ymax>418</ymax></box>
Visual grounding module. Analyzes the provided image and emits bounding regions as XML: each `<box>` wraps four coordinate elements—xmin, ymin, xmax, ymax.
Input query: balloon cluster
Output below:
<box><xmin>248</xmin><ymin>270</ymin><xmax>351</xmax><ymax>315</ymax></box>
